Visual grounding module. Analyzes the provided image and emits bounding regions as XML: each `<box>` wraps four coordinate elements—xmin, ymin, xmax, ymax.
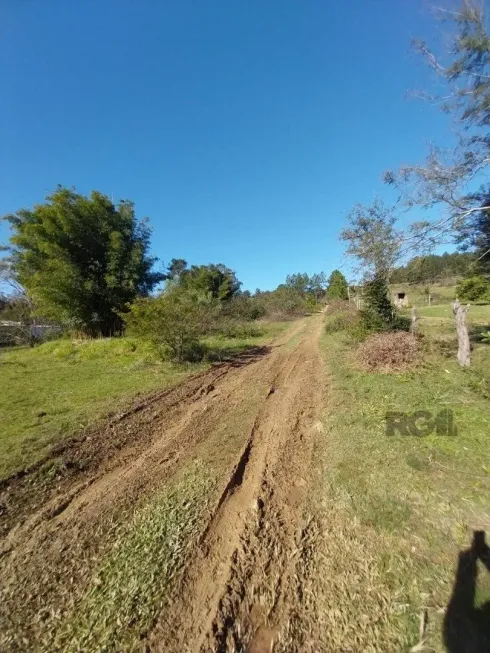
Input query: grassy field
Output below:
<box><xmin>317</xmin><ymin>310</ymin><xmax>490</xmax><ymax>650</ymax></box>
<box><xmin>415</xmin><ymin>303</ymin><xmax>490</xmax><ymax>322</ymax></box>
<box><xmin>0</xmin><ymin>321</ymin><xmax>288</xmax><ymax>480</ymax></box>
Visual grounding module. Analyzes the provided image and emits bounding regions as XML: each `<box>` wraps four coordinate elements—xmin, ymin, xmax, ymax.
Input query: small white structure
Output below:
<box><xmin>394</xmin><ymin>292</ymin><xmax>409</xmax><ymax>308</ymax></box>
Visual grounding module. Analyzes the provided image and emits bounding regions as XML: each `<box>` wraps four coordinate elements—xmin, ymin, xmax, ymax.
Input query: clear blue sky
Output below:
<box><xmin>1</xmin><ymin>0</ymin><xmax>452</xmax><ymax>290</ymax></box>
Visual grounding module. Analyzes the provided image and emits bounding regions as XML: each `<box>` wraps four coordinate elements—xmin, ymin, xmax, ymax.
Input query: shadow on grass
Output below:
<box><xmin>206</xmin><ymin>344</ymin><xmax>271</xmax><ymax>367</ymax></box>
<box><xmin>470</xmin><ymin>324</ymin><xmax>490</xmax><ymax>344</ymax></box>
<box><xmin>443</xmin><ymin>530</ymin><xmax>490</xmax><ymax>653</ymax></box>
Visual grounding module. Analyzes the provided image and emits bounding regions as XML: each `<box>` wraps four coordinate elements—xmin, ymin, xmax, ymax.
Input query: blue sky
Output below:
<box><xmin>1</xmin><ymin>0</ymin><xmax>453</xmax><ymax>290</ymax></box>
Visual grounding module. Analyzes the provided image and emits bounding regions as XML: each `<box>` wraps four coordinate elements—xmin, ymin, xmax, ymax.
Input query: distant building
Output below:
<box><xmin>393</xmin><ymin>292</ymin><xmax>409</xmax><ymax>308</ymax></box>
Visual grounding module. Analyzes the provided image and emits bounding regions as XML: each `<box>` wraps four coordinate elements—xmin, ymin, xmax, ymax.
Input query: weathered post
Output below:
<box><xmin>452</xmin><ymin>300</ymin><xmax>471</xmax><ymax>367</ymax></box>
<box><xmin>410</xmin><ymin>306</ymin><xmax>418</xmax><ymax>333</ymax></box>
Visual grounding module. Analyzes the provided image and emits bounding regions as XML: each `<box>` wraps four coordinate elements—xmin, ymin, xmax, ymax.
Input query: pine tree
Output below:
<box><xmin>326</xmin><ymin>270</ymin><xmax>348</xmax><ymax>300</ymax></box>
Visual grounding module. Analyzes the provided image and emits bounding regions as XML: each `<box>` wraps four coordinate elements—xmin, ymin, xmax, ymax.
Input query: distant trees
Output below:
<box><xmin>3</xmin><ymin>187</ymin><xmax>164</xmax><ymax>336</ymax></box>
<box><xmin>285</xmin><ymin>272</ymin><xmax>327</xmax><ymax>302</ymax></box>
<box><xmin>390</xmin><ymin>252</ymin><xmax>475</xmax><ymax>285</ymax></box>
<box><xmin>252</xmin><ymin>271</ymin><xmax>327</xmax><ymax>319</ymax></box>
<box><xmin>308</xmin><ymin>272</ymin><xmax>327</xmax><ymax>302</ymax></box>
<box><xmin>325</xmin><ymin>270</ymin><xmax>348</xmax><ymax>300</ymax></box>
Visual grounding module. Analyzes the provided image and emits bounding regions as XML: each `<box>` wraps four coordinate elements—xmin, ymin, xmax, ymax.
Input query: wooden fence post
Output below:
<box><xmin>452</xmin><ymin>300</ymin><xmax>471</xmax><ymax>367</ymax></box>
<box><xmin>411</xmin><ymin>307</ymin><xmax>418</xmax><ymax>333</ymax></box>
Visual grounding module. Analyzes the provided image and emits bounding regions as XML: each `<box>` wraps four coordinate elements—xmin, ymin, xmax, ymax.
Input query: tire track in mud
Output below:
<box><xmin>0</xmin><ymin>316</ymin><xmax>324</xmax><ymax>651</ymax></box>
<box><xmin>148</xmin><ymin>315</ymin><xmax>325</xmax><ymax>653</ymax></box>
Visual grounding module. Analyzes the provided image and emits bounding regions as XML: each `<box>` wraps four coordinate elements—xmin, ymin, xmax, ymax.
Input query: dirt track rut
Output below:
<box><xmin>0</xmin><ymin>314</ymin><xmax>325</xmax><ymax>652</ymax></box>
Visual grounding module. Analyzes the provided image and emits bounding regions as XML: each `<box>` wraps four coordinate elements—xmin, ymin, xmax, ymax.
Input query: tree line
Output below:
<box><xmin>390</xmin><ymin>252</ymin><xmax>475</xmax><ymax>285</ymax></box>
<box><xmin>0</xmin><ymin>186</ymin><xmax>351</xmax><ymax>354</ymax></box>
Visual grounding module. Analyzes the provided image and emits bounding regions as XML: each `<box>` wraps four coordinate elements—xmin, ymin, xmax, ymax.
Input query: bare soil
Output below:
<box><xmin>0</xmin><ymin>314</ymin><xmax>326</xmax><ymax>652</ymax></box>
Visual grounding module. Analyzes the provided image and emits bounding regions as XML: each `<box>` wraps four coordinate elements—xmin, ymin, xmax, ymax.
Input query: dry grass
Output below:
<box><xmin>282</xmin><ymin>510</ymin><xmax>417</xmax><ymax>653</ymax></box>
<box><xmin>357</xmin><ymin>331</ymin><xmax>420</xmax><ymax>373</ymax></box>
<box><xmin>318</xmin><ymin>327</ymin><xmax>490</xmax><ymax>652</ymax></box>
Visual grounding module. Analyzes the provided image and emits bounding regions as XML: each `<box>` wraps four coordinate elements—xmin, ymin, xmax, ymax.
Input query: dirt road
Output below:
<box><xmin>0</xmin><ymin>314</ymin><xmax>326</xmax><ymax>652</ymax></box>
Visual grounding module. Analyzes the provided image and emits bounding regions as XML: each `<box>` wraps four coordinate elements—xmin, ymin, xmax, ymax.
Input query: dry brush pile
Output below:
<box><xmin>356</xmin><ymin>331</ymin><xmax>421</xmax><ymax>373</ymax></box>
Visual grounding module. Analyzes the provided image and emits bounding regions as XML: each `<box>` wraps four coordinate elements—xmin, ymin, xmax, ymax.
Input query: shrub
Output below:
<box><xmin>325</xmin><ymin>299</ymin><xmax>351</xmax><ymax>313</ymax></box>
<box><xmin>124</xmin><ymin>290</ymin><xmax>215</xmax><ymax>362</ymax></box>
<box><xmin>209</xmin><ymin>318</ymin><xmax>263</xmax><ymax>339</ymax></box>
<box><xmin>255</xmin><ymin>288</ymin><xmax>309</xmax><ymax>320</ymax></box>
<box><xmin>221</xmin><ymin>295</ymin><xmax>265</xmax><ymax>321</ymax></box>
<box><xmin>324</xmin><ymin>310</ymin><xmax>360</xmax><ymax>334</ymax></box>
<box><xmin>356</xmin><ymin>331</ymin><xmax>420</xmax><ymax>373</ymax></box>
<box><xmin>456</xmin><ymin>275</ymin><xmax>490</xmax><ymax>302</ymax></box>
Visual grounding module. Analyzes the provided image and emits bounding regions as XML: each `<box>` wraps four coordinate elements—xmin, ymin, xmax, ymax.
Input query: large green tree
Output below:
<box><xmin>3</xmin><ymin>187</ymin><xmax>164</xmax><ymax>336</ymax></box>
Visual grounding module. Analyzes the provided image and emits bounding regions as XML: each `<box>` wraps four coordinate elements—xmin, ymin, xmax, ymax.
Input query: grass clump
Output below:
<box><xmin>56</xmin><ymin>461</ymin><xmax>214</xmax><ymax>652</ymax></box>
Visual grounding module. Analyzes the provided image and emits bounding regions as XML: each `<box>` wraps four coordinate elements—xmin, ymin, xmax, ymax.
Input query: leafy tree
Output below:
<box><xmin>340</xmin><ymin>197</ymin><xmax>402</xmax><ymax>280</ymax></box>
<box><xmin>3</xmin><ymin>187</ymin><xmax>164</xmax><ymax>336</ymax></box>
<box><xmin>456</xmin><ymin>275</ymin><xmax>490</xmax><ymax>302</ymax></box>
<box><xmin>0</xmin><ymin>244</ymin><xmax>24</xmax><ymax>295</ymax></box>
<box><xmin>179</xmin><ymin>263</ymin><xmax>241</xmax><ymax>301</ymax></box>
<box><xmin>326</xmin><ymin>270</ymin><xmax>348</xmax><ymax>300</ymax></box>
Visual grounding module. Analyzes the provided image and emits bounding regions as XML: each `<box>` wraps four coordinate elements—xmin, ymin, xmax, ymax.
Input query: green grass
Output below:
<box><xmin>316</xmin><ymin>318</ymin><xmax>490</xmax><ymax>650</ymax></box>
<box><xmin>415</xmin><ymin>303</ymin><xmax>490</xmax><ymax>322</ymax></box>
<box><xmin>0</xmin><ymin>321</ymin><xmax>288</xmax><ymax>480</ymax></box>
<box><xmin>53</xmin><ymin>460</ymin><xmax>214</xmax><ymax>652</ymax></box>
